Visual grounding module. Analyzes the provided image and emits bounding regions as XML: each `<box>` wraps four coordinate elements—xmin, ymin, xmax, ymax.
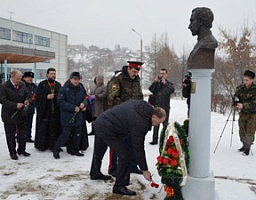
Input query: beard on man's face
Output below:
<box><xmin>48</xmin><ymin>76</ymin><xmax>56</xmax><ymax>83</ymax></box>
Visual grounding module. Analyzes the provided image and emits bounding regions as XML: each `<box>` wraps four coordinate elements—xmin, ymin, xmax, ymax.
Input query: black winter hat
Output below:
<box><xmin>243</xmin><ymin>70</ymin><xmax>255</xmax><ymax>79</ymax></box>
<box><xmin>69</xmin><ymin>72</ymin><xmax>82</xmax><ymax>79</ymax></box>
<box><xmin>23</xmin><ymin>72</ymin><xmax>34</xmax><ymax>78</ymax></box>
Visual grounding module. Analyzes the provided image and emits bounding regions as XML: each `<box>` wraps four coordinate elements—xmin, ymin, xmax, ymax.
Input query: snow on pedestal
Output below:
<box><xmin>182</xmin><ymin>69</ymin><xmax>216</xmax><ymax>200</ymax></box>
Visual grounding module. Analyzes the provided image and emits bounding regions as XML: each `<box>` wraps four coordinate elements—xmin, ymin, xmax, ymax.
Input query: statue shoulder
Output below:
<box><xmin>198</xmin><ymin>34</ymin><xmax>218</xmax><ymax>49</ymax></box>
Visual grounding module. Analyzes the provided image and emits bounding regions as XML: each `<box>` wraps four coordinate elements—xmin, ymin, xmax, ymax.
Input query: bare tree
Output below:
<box><xmin>145</xmin><ymin>32</ymin><xmax>182</xmax><ymax>93</ymax></box>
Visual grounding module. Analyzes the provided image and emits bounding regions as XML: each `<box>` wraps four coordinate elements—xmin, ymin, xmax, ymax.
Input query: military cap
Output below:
<box><xmin>243</xmin><ymin>70</ymin><xmax>255</xmax><ymax>79</ymax></box>
<box><xmin>23</xmin><ymin>72</ymin><xmax>34</xmax><ymax>78</ymax></box>
<box><xmin>127</xmin><ymin>61</ymin><xmax>144</xmax><ymax>71</ymax></box>
<box><xmin>69</xmin><ymin>71</ymin><xmax>82</xmax><ymax>79</ymax></box>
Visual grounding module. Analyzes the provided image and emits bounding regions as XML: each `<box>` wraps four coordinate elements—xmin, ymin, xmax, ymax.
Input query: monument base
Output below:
<box><xmin>182</xmin><ymin>171</ymin><xmax>215</xmax><ymax>200</ymax></box>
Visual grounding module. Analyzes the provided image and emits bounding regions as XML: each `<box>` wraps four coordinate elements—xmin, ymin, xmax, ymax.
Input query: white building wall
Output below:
<box><xmin>0</xmin><ymin>17</ymin><xmax>68</xmax><ymax>84</ymax></box>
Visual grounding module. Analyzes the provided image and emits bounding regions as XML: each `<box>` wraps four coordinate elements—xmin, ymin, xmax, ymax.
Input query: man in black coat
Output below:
<box><xmin>90</xmin><ymin>100</ymin><xmax>166</xmax><ymax>196</ymax></box>
<box><xmin>23</xmin><ymin>71</ymin><xmax>37</xmax><ymax>143</ymax></box>
<box><xmin>182</xmin><ymin>72</ymin><xmax>192</xmax><ymax>118</ymax></box>
<box><xmin>0</xmin><ymin>70</ymin><xmax>30</xmax><ymax>160</ymax></box>
<box><xmin>34</xmin><ymin>68</ymin><xmax>62</xmax><ymax>151</ymax></box>
<box><xmin>53</xmin><ymin>72</ymin><xmax>87</xmax><ymax>159</ymax></box>
<box><xmin>148</xmin><ymin>68</ymin><xmax>175</xmax><ymax>145</ymax></box>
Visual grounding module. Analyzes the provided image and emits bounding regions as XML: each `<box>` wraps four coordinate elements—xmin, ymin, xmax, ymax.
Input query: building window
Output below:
<box><xmin>23</xmin><ymin>32</ymin><xmax>33</xmax><ymax>44</ymax></box>
<box><xmin>37</xmin><ymin>69</ymin><xmax>47</xmax><ymax>79</ymax></box>
<box><xmin>35</xmin><ymin>35</ymin><xmax>50</xmax><ymax>47</ymax></box>
<box><xmin>12</xmin><ymin>30</ymin><xmax>33</xmax><ymax>44</ymax></box>
<box><xmin>0</xmin><ymin>27</ymin><xmax>11</xmax><ymax>40</ymax></box>
<box><xmin>12</xmin><ymin>30</ymin><xmax>22</xmax><ymax>42</ymax></box>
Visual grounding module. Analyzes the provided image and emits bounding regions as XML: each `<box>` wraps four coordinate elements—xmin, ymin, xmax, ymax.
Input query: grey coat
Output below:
<box><xmin>92</xmin><ymin>76</ymin><xmax>107</xmax><ymax>117</ymax></box>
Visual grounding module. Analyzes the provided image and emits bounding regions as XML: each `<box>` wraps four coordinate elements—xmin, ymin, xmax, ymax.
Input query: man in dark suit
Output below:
<box><xmin>148</xmin><ymin>68</ymin><xmax>175</xmax><ymax>145</ymax></box>
<box><xmin>90</xmin><ymin>100</ymin><xmax>166</xmax><ymax>196</ymax></box>
<box><xmin>0</xmin><ymin>70</ymin><xmax>30</xmax><ymax>160</ymax></box>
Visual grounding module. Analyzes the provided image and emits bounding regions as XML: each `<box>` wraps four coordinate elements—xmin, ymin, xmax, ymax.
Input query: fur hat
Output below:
<box><xmin>243</xmin><ymin>70</ymin><xmax>255</xmax><ymax>79</ymax></box>
<box><xmin>23</xmin><ymin>72</ymin><xmax>34</xmax><ymax>78</ymax></box>
<box><xmin>69</xmin><ymin>72</ymin><xmax>82</xmax><ymax>79</ymax></box>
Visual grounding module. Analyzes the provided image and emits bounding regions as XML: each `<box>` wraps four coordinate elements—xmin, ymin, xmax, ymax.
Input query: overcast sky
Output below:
<box><xmin>1</xmin><ymin>0</ymin><xmax>255</xmax><ymax>55</ymax></box>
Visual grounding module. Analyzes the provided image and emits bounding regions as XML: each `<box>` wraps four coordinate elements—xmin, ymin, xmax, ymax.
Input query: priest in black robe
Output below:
<box><xmin>34</xmin><ymin>68</ymin><xmax>61</xmax><ymax>151</ymax></box>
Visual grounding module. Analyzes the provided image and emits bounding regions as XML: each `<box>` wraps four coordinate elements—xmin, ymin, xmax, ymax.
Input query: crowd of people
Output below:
<box><xmin>0</xmin><ymin>61</ymin><xmax>255</xmax><ymax>196</ymax></box>
<box><xmin>0</xmin><ymin>60</ymin><xmax>175</xmax><ymax>196</ymax></box>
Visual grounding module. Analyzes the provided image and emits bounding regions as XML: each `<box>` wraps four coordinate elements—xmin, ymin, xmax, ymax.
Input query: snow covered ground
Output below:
<box><xmin>0</xmin><ymin>99</ymin><xmax>255</xmax><ymax>200</ymax></box>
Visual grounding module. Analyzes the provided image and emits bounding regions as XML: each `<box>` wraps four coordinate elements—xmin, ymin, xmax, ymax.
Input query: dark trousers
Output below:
<box><xmin>90</xmin><ymin>119</ymin><xmax>131</xmax><ymax>187</ymax></box>
<box><xmin>108</xmin><ymin>139</ymin><xmax>138</xmax><ymax>173</ymax></box>
<box><xmin>54</xmin><ymin>126</ymin><xmax>82</xmax><ymax>152</ymax></box>
<box><xmin>152</xmin><ymin>109</ymin><xmax>169</xmax><ymax>142</ymax></box>
<box><xmin>26</xmin><ymin>112</ymin><xmax>34</xmax><ymax>140</ymax></box>
<box><xmin>4</xmin><ymin>123</ymin><xmax>27</xmax><ymax>155</ymax></box>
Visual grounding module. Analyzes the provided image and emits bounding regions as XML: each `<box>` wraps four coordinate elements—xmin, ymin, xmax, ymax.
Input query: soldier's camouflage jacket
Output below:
<box><xmin>106</xmin><ymin>66</ymin><xmax>143</xmax><ymax>109</ymax></box>
<box><xmin>235</xmin><ymin>83</ymin><xmax>256</xmax><ymax>113</ymax></box>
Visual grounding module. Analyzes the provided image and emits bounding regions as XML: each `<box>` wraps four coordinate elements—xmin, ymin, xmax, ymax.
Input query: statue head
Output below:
<box><xmin>189</xmin><ymin>7</ymin><xmax>214</xmax><ymax>36</ymax></box>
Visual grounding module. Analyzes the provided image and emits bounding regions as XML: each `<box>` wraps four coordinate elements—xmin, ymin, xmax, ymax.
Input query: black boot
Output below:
<box><xmin>53</xmin><ymin>150</ymin><xmax>60</xmax><ymax>159</ymax></box>
<box><xmin>10</xmin><ymin>154</ymin><xmax>18</xmax><ymax>160</ymax></box>
<box><xmin>238</xmin><ymin>142</ymin><xmax>246</xmax><ymax>152</ymax></box>
<box><xmin>113</xmin><ymin>186</ymin><xmax>136</xmax><ymax>196</ymax></box>
<box><xmin>91</xmin><ymin>173</ymin><xmax>112</xmax><ymax>180</ymax></box>
<box><xmin>242</xmin><ymin>144</ymin><xmax>251</xmax><ymax>156</ymax></box>
<box><xmin>70</xmin><ymin>150</ymin><xmax>84</xmax><ymax>157</ymax></box>
<box><xmin>18</xmin><ymin>151</ymin><xmax>31</xmax><ymax>156</ymax></box>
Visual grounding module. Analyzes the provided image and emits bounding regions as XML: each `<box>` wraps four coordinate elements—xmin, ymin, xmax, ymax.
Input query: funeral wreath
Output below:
<box><xmin>156</xmin><ymin>120</ymin><xmax>189</xmax><ymax>200</ymax></box>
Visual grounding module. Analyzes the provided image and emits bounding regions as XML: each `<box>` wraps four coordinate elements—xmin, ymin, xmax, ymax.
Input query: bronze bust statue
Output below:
<box><xmin>187</xmin><ymin>7</ymin><xmax>218</xmax><ymax>69</ymax></box>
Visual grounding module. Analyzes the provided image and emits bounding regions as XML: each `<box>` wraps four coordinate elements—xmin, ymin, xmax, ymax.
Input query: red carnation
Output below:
<box><xmin>157</xmin><ymin>156</ymin><xmax>163</xmax><ymax>163</ymax></box>
<box><xmin>153</xmin><ymin>182</ymin><xmax>159</xmax><ymax>188</ymax></box>
<box><xmin>162</xmin><ymin>157</ymin><xmax>169</xmax><ymax>165</ymax></box>
<box><xmin>171</xmin><ymin>150</ymin><xmax>179</xmax><ymax>158</ymax></box>
<box><xmin>170</xmin><ymin>159</ymin><xmax>178</xmax><ymax>167</ymax></box>
<box><xmin>167</xmin><ymin>136</ymin><xmax>174</xmax><ymax>144</ymax></box>
<box><xmin>150</xmin><ymin>182</ymin><xmax>159</xmax><ymax>188</ymax></box>
<box><xmin>167</xmin><ymin>148</ymin><xmax>173</xmax><ymax>155</ymax></box>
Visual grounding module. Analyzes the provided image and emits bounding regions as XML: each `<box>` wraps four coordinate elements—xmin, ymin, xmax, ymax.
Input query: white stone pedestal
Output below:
<box><xmin>182</xmin><ymin>172</ymin><xmax>215</xmax><ymax>200</ymax></box>
<box><xmin>182</xmin><ymin>69</ymin><xmax>215</xmax><ymax>200</ymax></box>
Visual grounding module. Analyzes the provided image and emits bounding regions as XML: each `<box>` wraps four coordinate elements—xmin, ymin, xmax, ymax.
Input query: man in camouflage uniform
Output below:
<box><xmin>107</xmin><ymin>61</ymin><xmax>143</xmax><ymax>108</ymax></box>
<box><xmin>106</xmin><ymin>61</ymin><xmax>144</xmax><ymax>176</ymax></box>
<box><xmin>234</xmin><ymin>70</ymin><xmax>256</xmax><ymax>156</ymax></box>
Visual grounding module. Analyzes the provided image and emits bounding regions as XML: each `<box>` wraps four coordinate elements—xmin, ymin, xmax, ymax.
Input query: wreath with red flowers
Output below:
<box><xmin>156</xmin><ymin>120</ymin><xmax>189</xmax><ymax>200</ymax></box>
